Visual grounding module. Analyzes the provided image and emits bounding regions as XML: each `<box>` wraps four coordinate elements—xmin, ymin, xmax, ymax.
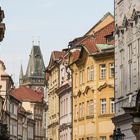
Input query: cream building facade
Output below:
<box><xmin>46</xmin><ymin>51</ymin><xmax>64</xmax><ymax>140</ymax></box>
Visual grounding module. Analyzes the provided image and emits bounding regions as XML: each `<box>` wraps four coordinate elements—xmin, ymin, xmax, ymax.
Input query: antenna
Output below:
<box><xmin>38</xmin><ymin>36</ymin><xmax>40</xmax><ymax>46</ymax></box>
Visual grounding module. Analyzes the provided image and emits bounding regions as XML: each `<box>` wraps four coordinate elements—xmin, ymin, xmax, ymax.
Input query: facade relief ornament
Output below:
<box><xmin>136</xmin><ymin>22</ymin><xmax>140</xmax><ymax>37</ymax></box>
<box><xmin>126</xmin><ymin>27</ymin><xmax>133</xmax><ymax>43</ymax></box>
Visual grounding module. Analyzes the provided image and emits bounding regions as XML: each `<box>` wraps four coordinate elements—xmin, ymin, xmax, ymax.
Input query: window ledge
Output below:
<box><xmin>86</xmin><ymin>115</ymin><xmax>94</xmax><ymax>119</ymax></box>
<box><xmin>74</xmin><ymin>119</ymin><xmax>77</xmax><ymax>122</ymax></box>
<box><xmin>78</xmin><ymin>117</ymin><xmax>84</xmax><ymax>121</ymax></box>
<box><xmin>98</xmin><ymin>113</ymin><xmax>114</xmax><ymax>118</ymax></box>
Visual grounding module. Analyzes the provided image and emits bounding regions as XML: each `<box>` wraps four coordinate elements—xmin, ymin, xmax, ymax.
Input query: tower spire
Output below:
<box><xmin>19</xmin><ymin>64</ymin><xmax>24</xmax><ymax>85</ymax></box>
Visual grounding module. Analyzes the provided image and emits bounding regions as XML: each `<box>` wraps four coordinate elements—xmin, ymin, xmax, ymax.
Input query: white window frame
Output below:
<box><xmin>110</xmin><ymin>63</ymin><xmax>114</xmax><ymax>78</ymax></box>
<box><xmin>101</xmin><ymin>99</ymin><xmax>106</xmax><ymax>114</ymax></box>
<box><xmin>88</xmin><ymin>66</ymin><xmax>94</xmax><ymax>81</ymax></box>
<box><xmin>100</xmin><ymin>136</ymin><xmax>106</xmax><ymax>140</ymax></box>
<box><xmin>100</xmin><ymin>64</ymin><xmax>106</xmax><ymax>79</ymax></box>
<box><xmin>110</xmin><ymin>98</ymin><xmax>115</xmax><ymax>113</ymax></box>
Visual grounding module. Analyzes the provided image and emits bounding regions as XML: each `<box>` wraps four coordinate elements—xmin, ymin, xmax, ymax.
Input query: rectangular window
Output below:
<box><xmin>120</xmin><ymin>50</ymin><xmax>124</xmax><ymax>65</ymax></box>
<box><xmin>87</xmin><ymin>101</ymin><xmax>90</xmax><ymax>116</ymax></box>
<box><xmin>87</xmin><ymin>100</ymin><xmax>94</xmax><ymax>116</ymax></box>
<box><xmin>120</xmin><ymin>50</ymin><xmax>124</xmax><ymax>95</ymax></box>
<box><xmin>80</xmin><ymin>70</ymin><xmax>84</xmax><ymax>85</ymax></box>
<box><xmin>79</xmin><ymin>103</ymin><xmax>82</xmax><ymax>118</ymax></box>
<box><xmin>89</xmin><ymin>100</ymin><xmax>94</xmax><ymax>115</ymax></box>
<box><xmin>110</xmin><ymin>63</ymin><xmax>114</xmax><ymax>78</ymax></box>
<box><xmin>66</xmin><ymin>98</ymin><xmax>68</xmax><ymax>114</ymax></box>
<box><xmin>138</xmin><ymin>39</ymin><xmax>140</xmax><ymax>87</ymax></box>
<box><xmin>75</xmin><ymin>72</ymin><xmax>78</xmax><ymax>88</ymax></box>
<box><xmin>88</xmin><ymin>66</ymin><xmax>94</xmax><ymax>81</ymax></box>
<box><xmin>100</xmin><ymin>64</ymin><xmax>106</xmax><ymax>79</ymax></box>
<box><xmin>82</xmin><ymin>102</ymin><xmax>84</xmax><ymax>117</ymax></box>
<box><xmin>101</xmin><ymin>99</ymin><xmax>106</xmax><ymax>114</ymax></box>
<box><xmin>14</xmin><ymin>104</ymin><xmax>17</xmax><ymax>115</ymax></box>
<box><xmin>79</xmin><ymin>71</ymin><xmax>83</xmax><ymax>85</ymax></box>
<box><xmin>110</xmin><ymin>98</ymin><xmax>115</xmax><ymax>113</ymax></box>
<box><xmin>100</xmin><ymin>136</ymin><xmax>106</xmax><ymax>140</ymax></box>
<box><xmin>128</xmin><ymin>43</ymin><xmax>132</xmax><ymax>60</ymax></box>
<box><xmin>79</xmin><ymin>102</ymin><xmax>84</xmax><ymax>118</ymax></box>
<box><xmin>74</xmin><ymin>105</ymin><xmax>77</xmax><ymax>120</ymax></box>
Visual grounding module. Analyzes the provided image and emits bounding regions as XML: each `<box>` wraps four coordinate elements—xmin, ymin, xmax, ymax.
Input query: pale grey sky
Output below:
<box><xmin>0</xmin><ymin>0</ymin><xmax>114</xmax><ymax>86</ymax></box>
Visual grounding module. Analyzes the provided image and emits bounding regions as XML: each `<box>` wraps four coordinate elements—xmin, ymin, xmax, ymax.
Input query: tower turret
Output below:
<box><xmin>21</xmin><ymin>45</ymin><xmax>45</xmax><ymax>90</ymax></box>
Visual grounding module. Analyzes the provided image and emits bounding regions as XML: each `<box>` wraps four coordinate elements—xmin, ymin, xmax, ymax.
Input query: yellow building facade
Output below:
<box><xmin>69</xmin><ymin>15</ymin><xmax>115</xmax><ymax>139</ymax></box>
<box><xmin>69</xmin><ymin>44</ymin><xmax>115</xmax><ymax>140</ymax></box>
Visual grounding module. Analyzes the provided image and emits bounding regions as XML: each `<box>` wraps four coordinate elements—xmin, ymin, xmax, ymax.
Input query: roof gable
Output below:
<box><xmin>85</xmin><ymin>12</ymin><xmax>114</xmax><ymax>35</ymax></box>
<box><xmin>47</xmin><ymin>51</ymin><xmax>64</xmax><ymax>70</ymax></box>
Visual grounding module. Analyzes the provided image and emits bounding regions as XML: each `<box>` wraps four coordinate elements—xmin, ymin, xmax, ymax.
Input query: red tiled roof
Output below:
<box><xmin>71</xmin><ymin>50</ymin><xmax>80</xmax><ymax>62</ymax></box>
<box><xmin>95</xmin><ymin>21</ymin><xmax>114</xmax><ymax>44</ymax></box>
<box><xmin>69</xmin><ymin>21</ymin><xmax>114</xmax><ymax>56</ymax></box>
<box><xmin>53</xmin><ymin>51</ymin><xmax>65</xmax><ymax>60</ymax></box>
<box><xmin>11</xmin><ymin>86</ymin><xmax>43</xmax><ymax>103</ymax></box>
<box><xmin>79</xmin><ymin>37</ymin><xmax>97</xmax><ymax>54</ymax></box>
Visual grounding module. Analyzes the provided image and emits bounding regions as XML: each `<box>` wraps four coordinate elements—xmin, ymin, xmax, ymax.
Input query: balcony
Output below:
<box><xmin>0</xmin><ymin>23</ymin><xmax>5</xmax><ymax>42</ymax></box>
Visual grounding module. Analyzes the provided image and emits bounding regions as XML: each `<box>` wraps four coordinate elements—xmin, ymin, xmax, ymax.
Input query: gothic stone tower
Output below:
<box><xmin>19</xmin><ymin>45</ymin><xmax>45</xmax><ymax>91</ymax></box>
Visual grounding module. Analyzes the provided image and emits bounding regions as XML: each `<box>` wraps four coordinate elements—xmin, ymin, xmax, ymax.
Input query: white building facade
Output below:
<box><xmin>113</xmin><ymin>0</ymin><xmax>140</xmax><ymax>139</ymax></box>
<box><xmin>58</xmin><ymin>52</ymin><xmax>72</xmax><ymax>140</ymax></box>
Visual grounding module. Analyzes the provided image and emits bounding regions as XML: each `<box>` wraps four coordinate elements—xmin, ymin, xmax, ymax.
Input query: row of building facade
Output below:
<box><xmin>45</xmin><ymin>13</ymin><xmax>115</xmax><ymax>140</ymax></box>
<box><xmin>1</xmin><ymin>0</ymin><xmax>140</xmax><ymax>139</ymax></box>
<box><xmin>0</xmin><ymin>45</ymin><xmax>48</xmax><ymax>140</ymax></box>
<box><xmin>0</xmin><ymin>7</ymin><xmax>48</xmax><ymax>139</ymax></box>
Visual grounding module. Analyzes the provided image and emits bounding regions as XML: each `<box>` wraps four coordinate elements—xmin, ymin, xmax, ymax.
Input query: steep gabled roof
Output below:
<box><xmin>85</xmin><ymin>12</ymin><xmax>114</xmax><ymax>35</ymax></box>
<box><xmin>11</xmin><ymin>86</ymin><xmax>43</xmax><ymax>103</ymax></box>
<box><xmin>69</xmin><ymin>21</ymin><xmax>114</xmax><ymax>64</ymax></box>
<box><xmin>47</xmin><ymin>51</ymin><xmax>65</xmax><ymax>70</ymax></box>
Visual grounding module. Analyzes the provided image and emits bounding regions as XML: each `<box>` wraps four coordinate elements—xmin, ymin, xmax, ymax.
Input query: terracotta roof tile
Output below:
<box><xmin>11</xmin><ymin>86</ymin><xmax>43</xmax><ymax>103</ymax></box>
<box><xmin>53</xmin><ymin>51</ymin><xmax>65</xmax><ymax>60</ymax></box>
<box><xmin>71</xmin><ymin>50</ymin><xmax>80</xmax><ymax>62</ymax></box>
<box><xmin>95</xmin><ymin>21</ymin><xmax>114</xmax><ymax>44</ymax></box>
<box><xmin>69</xmin><ymin>21</ymin><xmax>114</xmax><ymax>56</ymax></box>
<box><xmin>79</xmin><ymin>37</ymin><xmax>97</xmax><ymax>54</ymax></box>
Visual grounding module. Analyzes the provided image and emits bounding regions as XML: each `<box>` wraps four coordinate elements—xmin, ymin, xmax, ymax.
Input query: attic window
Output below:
<box><xmin>105</xmin><ymin>33</ymin><xmax>114</xmax><ymax>43</ymax></box>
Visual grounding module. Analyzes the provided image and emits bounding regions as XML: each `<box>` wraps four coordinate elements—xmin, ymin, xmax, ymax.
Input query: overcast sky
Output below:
<box><xmin>0</xmin><ymin>0</ymin><xmax>114</xmax><ymax>86</ymax></box>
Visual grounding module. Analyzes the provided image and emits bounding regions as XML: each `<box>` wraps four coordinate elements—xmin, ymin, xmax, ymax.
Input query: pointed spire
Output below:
<box><xmin>26</xmin><ymin>44</ymin><xmax>45</xmax><ymax>77</ymax></box>
<box><xmin>19</xmin><ymin>64</ymin><xmax>24</xmax><ymax>85</ymax></box>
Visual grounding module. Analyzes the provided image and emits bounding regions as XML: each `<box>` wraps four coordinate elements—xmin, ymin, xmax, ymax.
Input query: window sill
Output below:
<box><xmin>98</xmin><ymin>113</ymin><xmax>114</xmax><ymax>118</ymax></box>
<box><xmin>99</xmin><ymin>78</ymin><xmax>106</xmax><ymax>80</ymax></box>
<box><xmin>86</xmin><ymin>115</ymin><xmax>94</xmax><ymax>119</ymax></box>
<box><xmin>78</xmin><ymin>117</ymin><xmax>84</xmax><ymax>121</ymax></box>
<box><xmin>74</xmin><ymin>119</ymin><xmax>77</xmax><ymax>122</ymax></box>
<box><xmin>109</xmin><ymin>76</ymin><xmax>114</xmax><ymax>79</ymax></box>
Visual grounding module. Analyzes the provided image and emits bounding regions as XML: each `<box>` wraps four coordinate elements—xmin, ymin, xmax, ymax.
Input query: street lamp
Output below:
<box><xmin>110</xmin><ymin>128</ymin><xmax>125</xmax><ymax>140</ymax></box>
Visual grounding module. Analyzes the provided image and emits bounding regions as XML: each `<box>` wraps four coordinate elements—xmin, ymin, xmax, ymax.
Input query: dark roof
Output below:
<box><xmin>26</xmin><ymin>45</ymin><xmax>45</xmax><ymax>77</ymax></box>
